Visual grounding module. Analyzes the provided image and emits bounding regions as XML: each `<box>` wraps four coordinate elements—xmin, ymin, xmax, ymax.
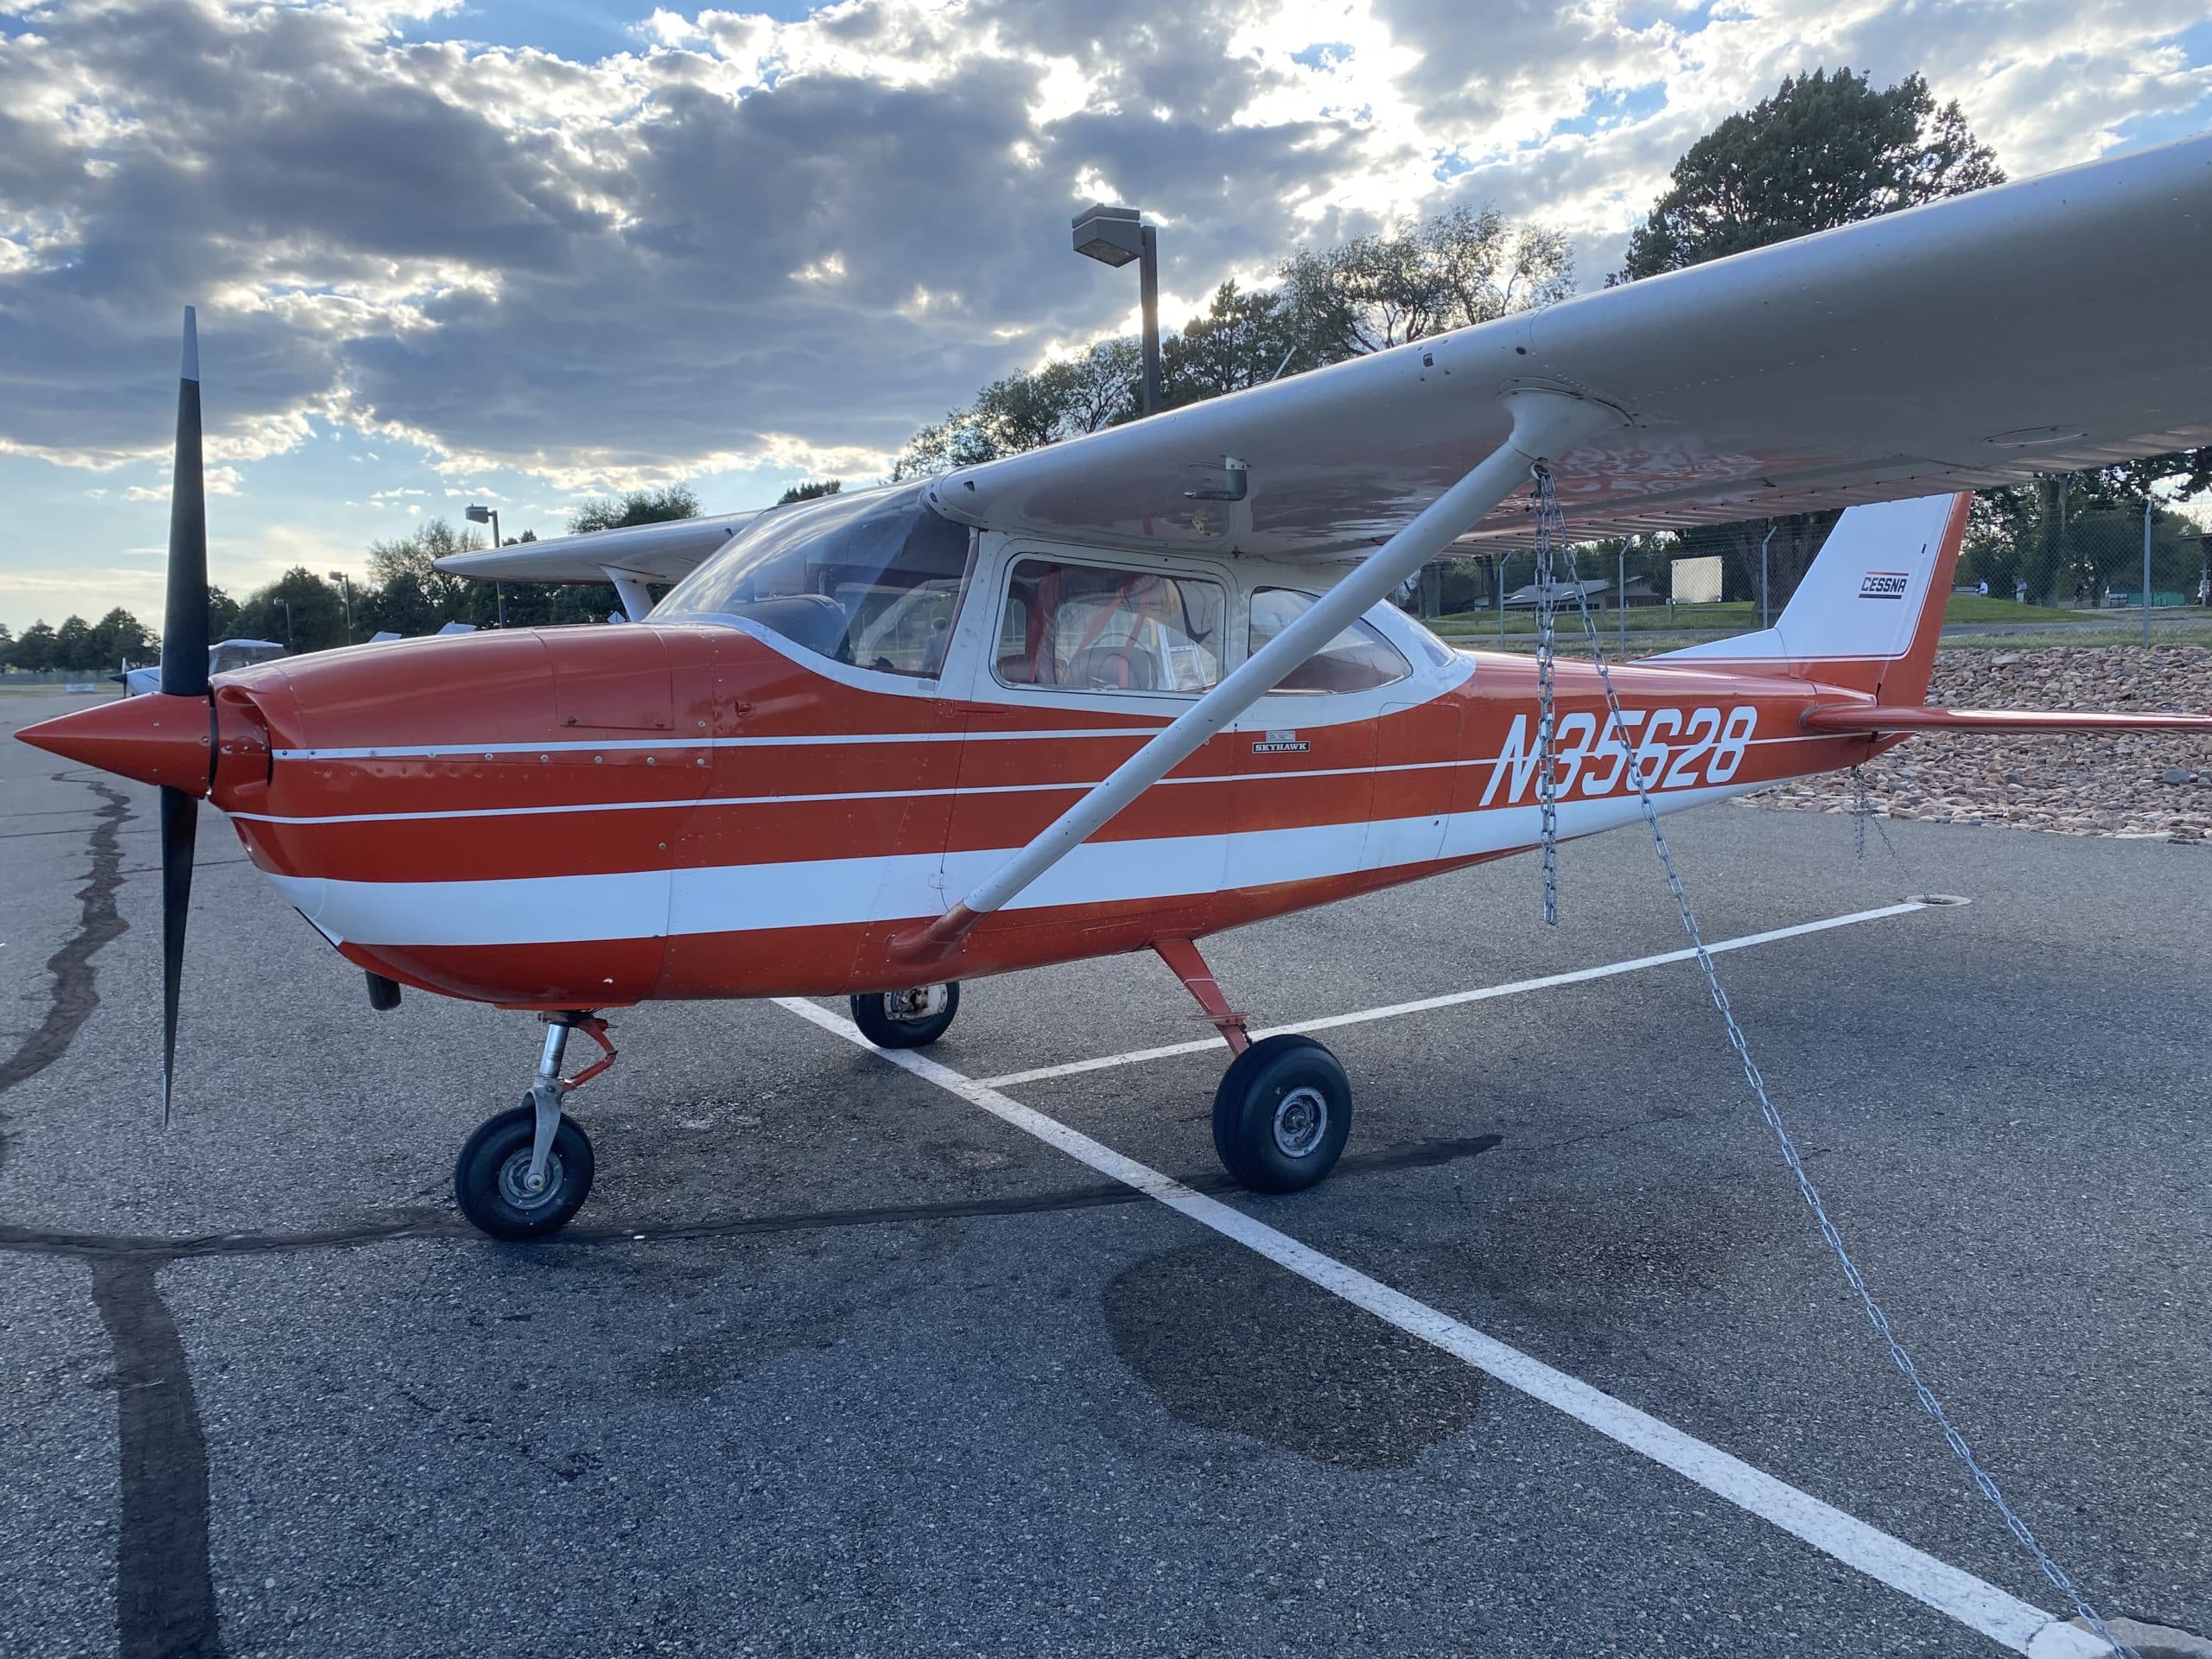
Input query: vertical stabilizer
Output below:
<box><xmin>1653</xmin><ymin>492</ymin><xmax>1971</xmax><ymax>702</ymax></box>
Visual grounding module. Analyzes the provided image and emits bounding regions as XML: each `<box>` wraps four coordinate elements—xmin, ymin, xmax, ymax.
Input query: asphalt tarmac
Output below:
<box><xmin>2</xmin><ymin>690</ymin><xmax>2206</xmax><ymax>1659</ymax></box>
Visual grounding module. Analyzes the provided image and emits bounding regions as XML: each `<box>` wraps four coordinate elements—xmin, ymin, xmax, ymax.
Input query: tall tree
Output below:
<box><xmin>1616</xmin><ymin>68</ymin><xmax>2001</xmax><ymax>601</ymax></box>
<box><xmin>778</xmin><ymin>480</ymin><xmax>843</xmax><ymax>505</ymax></box>
<box><xmin>1280</xmin><ymin>205</ymin><xmax>1573</xmax><ymax>359</ymax></box>
<box><xmin>54</xmin><ymin>615</ymin><xmax>92</xmax><ymax>670</ymax></box>
<box><xmin>1618</xmin><ymin>67</ymin><xmax>2003</xmax><ymax>281</ymax></box>
<box><xmin>1162</xmin><ymin>282</ymin><xmax>1305</xmax><ymax>405</ymax></box>
<box><xmin>207</xmin><ymin>585</ymin><xmax>242</xmax><ymax>642</ymax></box>
<box><xmin>235</xmin><ymin>569</ymin><xmax>349</xmax><ymax>653</ymax></box>
<box><xmin>89</xmin><ymin>608</ymin><xmax>158</xmax><ymax>668</ymax></box>
<box><xmin>569</xmin><ymin>484</ymin><xmax>699</xmax><ymax>533</ymax></box>
<box><xmin>13</xmin><ymin>620</ymin><xmax>57</xmax><ymax>672</ymax></box>
<box><xmin>365</xmin><ymin>519</ymin><xmax>486</xmax><ymax>627</ymax></box>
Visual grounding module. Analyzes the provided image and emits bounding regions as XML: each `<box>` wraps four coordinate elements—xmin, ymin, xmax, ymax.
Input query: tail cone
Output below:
<box><xmin>17</xmin><ymin>692</ymin><xmax>214</xmax><ymax>794</ymax></box>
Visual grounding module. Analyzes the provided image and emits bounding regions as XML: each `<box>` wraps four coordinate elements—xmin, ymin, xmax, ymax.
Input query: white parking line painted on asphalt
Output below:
<box><xmin>980</xmin><ymin>899</ymin><xmax>1931</xmax><ymax>1089</ymax></box>
<box><xmin>773</xmin><ymin>990</ymin><xmax>2102</xmax><ymax>1659</ymax></box>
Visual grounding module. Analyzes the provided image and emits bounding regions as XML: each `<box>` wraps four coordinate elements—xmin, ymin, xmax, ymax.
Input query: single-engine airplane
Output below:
<box><xmin>22</xmin><ymin>135</ymin><xmax>2212</xmax><ymax>1240</ymax></box>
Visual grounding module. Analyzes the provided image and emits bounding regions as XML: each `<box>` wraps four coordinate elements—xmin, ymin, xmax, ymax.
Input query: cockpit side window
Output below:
<box><xmin>654</xmin><ymin>483</ymin><xmax>973</xmax><ymax>677</ymax></box>
<box><xmin>993</xmin><ymin>557</ymin><xmax>1226</xmax><ymax>695</ymax></box>
<box><xmin>1248</xmin><ymin>588</ymin><xmax>1413</xmax><ymax>693</ymax></box>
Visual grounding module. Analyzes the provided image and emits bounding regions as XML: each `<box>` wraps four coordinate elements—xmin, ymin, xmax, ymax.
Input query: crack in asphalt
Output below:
<box><xmin>0</xmin><ymin>1133</ymin><xmax>1504</xmax><ymax>1261</ymax></box>
<box><xmin>0</xmin><ymin>775</ymin><xmax>132</xmax><ymax>1179</ymax></box>
<box><xmin>90</xmin><ymin>1257</ymin><xmax>225</xmax><ymax>1659</ymax></box>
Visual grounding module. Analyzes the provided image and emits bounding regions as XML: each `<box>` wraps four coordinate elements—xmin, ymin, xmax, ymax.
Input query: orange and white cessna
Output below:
<box><xmin>24</xmin><ymin>135</ymin><xmax>2212</xmax><ymax>1239</ymax></box>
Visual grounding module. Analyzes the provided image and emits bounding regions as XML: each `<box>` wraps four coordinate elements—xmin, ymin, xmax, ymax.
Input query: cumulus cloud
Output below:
<box><xmin>0</xmin><ymin>0</ymin><xmax>2203</xmax><ymax>516</ymax></box>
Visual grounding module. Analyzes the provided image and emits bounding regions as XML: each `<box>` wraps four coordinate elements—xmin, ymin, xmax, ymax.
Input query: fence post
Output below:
<box><xmin>1759</xmin><ymin>523</ymin><xmax>1776</xmax><ymax>629</ymax></box>
<box><xmin>2144</xmin><ymin>496</ymin><xmax>2153</xmax><ymax>648</ymax></box>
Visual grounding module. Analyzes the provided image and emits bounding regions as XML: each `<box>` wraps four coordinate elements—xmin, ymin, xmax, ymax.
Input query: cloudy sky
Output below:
<box><xmin>3</xmin><ymin>0</ymin><xmax>2208</xmax><ymax>634</ymax></box>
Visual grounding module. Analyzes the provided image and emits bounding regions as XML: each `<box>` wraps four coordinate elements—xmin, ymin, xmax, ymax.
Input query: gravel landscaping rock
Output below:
<box><xmin>1742</xmin><ymin>645</ymin><xmax>2212</xmax><ymax>842</ymax></box>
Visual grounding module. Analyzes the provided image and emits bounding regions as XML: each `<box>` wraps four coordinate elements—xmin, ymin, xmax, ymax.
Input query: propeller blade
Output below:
<box><xmin>158</xmin><ymin>784</ymin><xmax>197</xmax><ymax>1126</ymax></box>
<box><xmin>162</xmin><ymin>307</ymin><xmax>209</xmax><ymax>700</ymax></box>
<box><xmin>158</xmin><ymin>307</ymin><xmax>209</xmax><ymax>1122</ymax></box>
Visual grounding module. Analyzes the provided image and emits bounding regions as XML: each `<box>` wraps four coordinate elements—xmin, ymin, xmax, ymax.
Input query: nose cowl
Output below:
<box><xmin>17</xmin><ymin>692</ymin><xmax>214</xmax><ymax>794</ymax></box>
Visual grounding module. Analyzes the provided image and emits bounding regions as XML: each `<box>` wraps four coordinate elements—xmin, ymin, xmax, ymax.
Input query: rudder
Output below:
<box><xmin>1654</xmin><ymin>491</ymin><xmax>1971</xmax><ymax>702</ymax></box>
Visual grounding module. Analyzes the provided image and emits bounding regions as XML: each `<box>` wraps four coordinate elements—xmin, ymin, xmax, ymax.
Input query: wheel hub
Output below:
<box><xmin>887</xmin><ymin>985</ymin><xmax>948</xmax><ymax>1025</ymax></box>
<box><xmin>1271</xmin><ymin>1085</ymin><xmax>1329</xmax><ymax>1159</ymax></box>
<box><xmin>497</xmin><ymin>1147</ymin><xmax>565</xmax><ymax>1211</ymax></box>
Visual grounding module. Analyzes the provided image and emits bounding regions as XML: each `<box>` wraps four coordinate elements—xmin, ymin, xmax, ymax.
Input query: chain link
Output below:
<box><xmin>1533</xmin><ymin>487</ymin><xmax>1562</xmax><ymax>925</ymax></box>
<box><xmin>1526</xmin><ymin>463</ymin><xmax>2136</xmax><ymax>1659</ymax></box>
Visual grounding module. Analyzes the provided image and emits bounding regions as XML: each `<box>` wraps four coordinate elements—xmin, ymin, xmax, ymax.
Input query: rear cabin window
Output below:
<box><xmin>995</xmin><ymin>558</ymin><xmax>1225</xmax><ymax>694</ymax></box>
<box><xmin>1248</xmin><ymin>588</ymin><xmax>1413</xmax><ymax>693</ymax></box>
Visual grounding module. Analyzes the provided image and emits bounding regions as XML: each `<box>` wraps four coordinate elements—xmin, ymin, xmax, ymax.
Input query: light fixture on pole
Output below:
<box><xmin>326</xmin><ymin>570</ymin><xmax>354</xmax><ymax>643</ymax></box>
<box><xmin>1071</xmin><ymin>203</ymin><xmax>1162</xmax><ymax>417</ymax></box>
<box><xmin>466</xmin><ymin>504</ymin><xmax>505</xmax><ymax>626</ymax></box>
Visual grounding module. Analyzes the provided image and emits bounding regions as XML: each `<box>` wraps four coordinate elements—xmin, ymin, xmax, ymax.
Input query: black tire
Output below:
<box><xmin>849</xmin><ymin>982</ymin><xmax>960</xmax><ymax>1048</ymax></box>
<box><xmin>1211</xmin><ymin>1033</ymin><xmax>1351</xmax><ymax>1194</ymax></box>
<box><xmin>454</xmin><ymin>1102</ymin><xmax>595</xmax><ymax>1241</ymax></box>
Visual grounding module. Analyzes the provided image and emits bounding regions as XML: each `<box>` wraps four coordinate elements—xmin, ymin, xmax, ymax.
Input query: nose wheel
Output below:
<box><xmin>850</xmin><ymin>981</ymin><xmax>960</xmax><ymax>1048</ymax></box>
<box><xmin>454</xmin><ymin>1103</ymin><xmax>595</xmax><ymax>1240</ymax></box>
<box><xmin>454</xmin><ymin>1013</ymin><xmax>613</xmax><ymax>1241</ymax></box>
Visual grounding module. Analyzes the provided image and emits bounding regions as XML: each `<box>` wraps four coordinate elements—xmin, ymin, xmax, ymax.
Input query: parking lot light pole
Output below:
<box><xmin>326</xmin><ymin>570</ymin><xmax>353</xmax><ymax>643</ymax></box>
<box><xmin>1072</xmin><ymin>204</ymin><xmax>1162</xmax><ymax>417</ymax></box>
<box><xmin>466</xmin><ymin>504</ymin><xmax>505</xmax><ymax>626</ymax></box>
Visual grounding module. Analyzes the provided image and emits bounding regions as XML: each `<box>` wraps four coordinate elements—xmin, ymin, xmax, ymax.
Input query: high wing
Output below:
<box><xmin>925</xmin><ymin>133</ymin><xmax>2212</xmax><ymax>560</ymax></box>
<box><xmin>435</xmin><ymin>511</ymin><xmax>764</xmax><ymax>617</ymax></box>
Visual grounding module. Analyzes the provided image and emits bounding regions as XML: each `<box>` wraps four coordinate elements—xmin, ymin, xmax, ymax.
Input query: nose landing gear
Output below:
<box><xmin>454</xmin><ymin>1013</ymin><xmax>614</xmax><ymax>1240</ymax></box>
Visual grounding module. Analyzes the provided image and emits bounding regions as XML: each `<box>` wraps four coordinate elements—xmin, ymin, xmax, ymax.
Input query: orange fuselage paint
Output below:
<box><xmin>33</xmin><ymin>624</ymin><xmax>1879</xmax><ymax>1010</ymax></box>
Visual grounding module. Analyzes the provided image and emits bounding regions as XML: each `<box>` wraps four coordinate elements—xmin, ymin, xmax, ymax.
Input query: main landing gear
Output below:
<box><xmin>454</xmin><ymin>1013</ymin><xmax>615</xmax><ymax>1241</ymax></box>
<box><xmin>1155</xmin><ymin>938</ymin><xmax>1351</xmax><ymax>1193</ymax></box>
<box><xmin>849</xmin><ymin>982</ymin><xmax>961</xmax><ymax>1048</ymax></box>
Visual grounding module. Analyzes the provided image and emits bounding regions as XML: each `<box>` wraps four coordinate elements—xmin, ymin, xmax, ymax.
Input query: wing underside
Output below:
<box><xmin>926</xmin><ymin>135</ymin><xmax>2212</xmax><ymax>561</ymax></box>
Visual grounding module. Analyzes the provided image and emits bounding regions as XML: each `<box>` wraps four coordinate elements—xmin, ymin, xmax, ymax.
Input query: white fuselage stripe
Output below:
<box><xmin>235</xmin><ymin>734</ymin><xmax>1842</xmax><ymax>827</ymax></box>
<box><xmin>259</xmin><ymin>782</ymin><xmax>1768</xmax><ymax>948</ymax></box>
<box><xmin>269</xmin><ymin>728</ymin><xmax>1168</xmax><ymax>760</ymax></box>
<box><xmin>772</xmin><ymin>995</ymin><xmax>2088</xmax><ymax>1659</ymax></box>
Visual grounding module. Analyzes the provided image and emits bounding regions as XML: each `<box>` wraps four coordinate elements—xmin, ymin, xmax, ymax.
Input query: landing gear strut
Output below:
<box><xmin>454</xmin><ymin>1013</ymin><xmax>613</xmax><ymax>1240</ymax></box>
<box><xmin>1155</xmin><ymin>939</ymin><xmax>1351</xmax><ymax>1193</ymax></box>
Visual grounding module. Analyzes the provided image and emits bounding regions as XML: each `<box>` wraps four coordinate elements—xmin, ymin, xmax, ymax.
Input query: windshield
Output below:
<box><xmin>656</xmin><ymin>482</ymin><xmax>973</xmax><ymax>677</ymax></box>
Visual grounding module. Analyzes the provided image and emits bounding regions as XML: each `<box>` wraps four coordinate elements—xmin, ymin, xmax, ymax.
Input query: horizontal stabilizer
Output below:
<box><xmin>1802</xmin><ymin>705</ymin><xmax>2212</xmax><ymax>734</ymax></box>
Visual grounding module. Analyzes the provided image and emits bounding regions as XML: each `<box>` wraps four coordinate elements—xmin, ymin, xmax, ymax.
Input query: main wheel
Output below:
<box><xmin>849</xmin><ymin>982</ymin><xmax>960</xmax><ymax>1048</ymax></box>
<box><xmin>1211</xmin><ymin>1033</ymin><xmax>1351</xmax><ymax>1194</ymax></box>
<box><xmin>454</xmin><ymin>1102</ymin><xmax>595</xmax><ymax>1241</ymax></box>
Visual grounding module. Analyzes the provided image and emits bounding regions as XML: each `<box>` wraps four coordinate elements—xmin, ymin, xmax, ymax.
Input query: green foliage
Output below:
<box><xmin>363</xmin><ymin>518</ymin><xmax>483</xmax><ymax>630</ymax></box>
<box><xmin>207</xmin><ymin>585</ymin><xmax>242</xmax><ymax>641</ymax></box>
<box><xmin>569</xmin><ymin>484</ymin><xmax>700</xmax><ymax>533</ymax></box>
<box><xmin>1279</xmin><ymin>205</ymin><xmax>1573</xmax><ymax>357</ymax></box>
<box><xmin>90</xmin><ymin>607</ymin><xmax>158</xmax><ymax>666</ymax></box>
<box><xmin>234</xmin><ymin>569</ymin><xmax>350</xmax><ymax>653</ymax></box>
<box><xmin>1162</xmin><ymin>282</ymin><xmax>1304</xmax><ymax>405</ymax></box>
<box><xmin>777</xmin><ymin>480</ymin><xmax>843</xmax><ymax>505</ymax></box>
<box><xmin>891</xmin><ymin>205</ymin><xmax>1570</xmax><ymax>479</ymax></box>
<box><xmin>1618</xmin><ymin>67</ymin><xmax>2003</xmax><ymax>282</ymax></box>
<box><xmin>12</xmin><ymin>620</ymin><xmax>57</xmax><ymax>672</ymax></box>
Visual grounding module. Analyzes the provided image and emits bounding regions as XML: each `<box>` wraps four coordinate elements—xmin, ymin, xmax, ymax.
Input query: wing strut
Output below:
<box><xmin>893</xmin><ymin>388</ymin><xmax>1619</xmax><ymax>959</ymax></box>
<box><xmin>601</xmin><ymin>566</ymin><xmax>656</xmax><ymax>622</ymax></box>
